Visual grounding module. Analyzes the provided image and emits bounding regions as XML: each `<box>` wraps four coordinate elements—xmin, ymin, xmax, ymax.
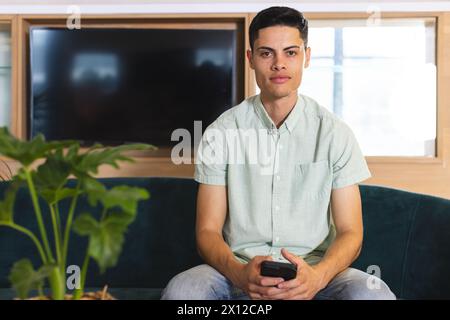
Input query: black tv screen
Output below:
<box><xmin>29</xmin><ymin>27</ymin><xmax>240</xmax><ymax>147</ymax></box>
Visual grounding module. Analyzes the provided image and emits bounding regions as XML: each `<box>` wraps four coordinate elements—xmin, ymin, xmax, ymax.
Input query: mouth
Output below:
<box><xmin>269</xmin><ymin>76</ymin><xmax>291</xmax><ymax>84</ymax></box>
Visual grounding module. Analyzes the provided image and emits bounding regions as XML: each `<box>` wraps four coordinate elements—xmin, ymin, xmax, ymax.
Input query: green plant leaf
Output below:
<box><xmin>0</xmin><ymin>127</ymin><xmax>75</xmax><ymax>167</ymax></box>
<box><xmin>72</xmin><ymin>213</ymin><xmax>99</xmax><ymax>236</ymax></box>
<box><xmin>66</xmin><ymin>143</ymin><xmax>81</xmax><ymax>162</ymax></box>
<box><xmin>33</xmin><ymin>150</ymin><xmax>71</xmax><ymax>190</ymax></box>
<box><xmin>8</xmin><ymin>259</ymin><xmax>54</xmax><ymax>299</ymax></box>
<box><xmin>100</xmin><ymin>186</ymin><xmax>150</xmax><ymax>215</ymax></box>
<box><xmin>73</xmin><ymin>213</ymin><xmax>130</xmax><ymax>273</ymax></box>
<box><xmin>39</xmin><ymin>187</ymin><xmax>80</xmax><ymax>205</ymax></box>
<box><xmin>31</xmin><ymin>150</ymin><xmax>78</xmax><ymax>204</ymax></box>
<box><xmin>89</xmin><ymin>214</ymin><xmax>129</xmax><ymax>273</ymax></box>
<box><xmin>81</xmin><ymin>177</ymin><xmax>106</xmax><ymax>207</ymax></box>
<box><xmin>71</xmin><ymin>144</ymin><xmax>154</xmax><ymax>176</ymax></box>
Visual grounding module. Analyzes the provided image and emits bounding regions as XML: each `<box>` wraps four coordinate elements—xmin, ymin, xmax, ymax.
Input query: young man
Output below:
<box><xmin>162</xmin><ymin>6</ymin><xmax>396</xmax><ymax>300</ymax></box>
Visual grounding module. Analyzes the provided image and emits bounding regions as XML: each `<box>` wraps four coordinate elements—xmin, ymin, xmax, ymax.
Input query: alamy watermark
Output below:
<box><xmin>66</xmin><ymin>5</ymin><xmax>81</xmax><ymax>30</ymax></box>
<box><xmin>66</xmin><ymin>265</ymin><xmax>81</xmax><ymax>290</ymax></box>
<box><xmin>366</xmin><ymin>265</ymin><xmax>382</xmax><ymax>290</ymax></box>
<box><xmin>170</xmin><ymin>121</ymin><xmax>282</xmax><ymax>175</ymax></box>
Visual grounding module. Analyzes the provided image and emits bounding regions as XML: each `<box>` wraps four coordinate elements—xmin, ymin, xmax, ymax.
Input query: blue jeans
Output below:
<box><xmin>161</xmin><ymin>264</ymin><xmax>396</xmax><ymax>300</ymax></box>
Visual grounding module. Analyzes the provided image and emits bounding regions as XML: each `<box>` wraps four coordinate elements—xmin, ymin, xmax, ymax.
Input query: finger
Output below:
<box><xmin>249</xmin><ymin>283</ymin><xmax>270</xmax><ymax>295</ymax></box>
<box><xmin>277</xmin><ymin>278</ymin><xmax>301</xmax><ymax>289</ymax></box>
<box><xmin>263</xmin><ymin>290</ymin><xmax>292</xmax><ymax>300</ymax></box>
<box><xmin>259</xmin><ymin>276</ymin><xmax>285</xmax><ymax>287</ymax></box>
<box><xmin>263</xmin><ymin>286</ymin><xmax>304</xmax><ymax>300</ymax></box>
<box><xmin>271</xmin><ymin>287</ymin><xmax>313</xmax><ymax>300</ymax></box>
<box><xmin>249</xmin><ymin>292</ymin><xmax>263</xmax><ymax>300</ymax></box>
<box><xmin>259</xmin><ymin>285</ymin><xmax>289</xmax><ymax>297</ymax></box>
<box><xmin>281</xmin><ymin>248</ymin><xmax>305</xmax><ymax>267</ymax></box>
<box><xmin>250</xmin><ymin>273</ymin><xmax>268</xmax><ymax>287</ymax></box>
<box><xmin>249</xmin><ymin>283</ymin><xmax>288</xmax><ymax>297</ymax></box>
<box><xmin>253</xmin><ymin>255</ymin><xmax>273</xmax><ymax>263</ymax></box>
<box><xmin>286</xmin><ymin>292</ymin><xmax>312</xmax><ymax>300</ymax></box>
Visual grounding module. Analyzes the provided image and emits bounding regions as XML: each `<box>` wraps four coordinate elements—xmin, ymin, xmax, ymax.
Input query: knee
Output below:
<box><xmin>161</xmin><ymin>265</ymin><xmax>223</xmax><ymax>300</ymax></box>
<box><xmin>346</xmin><ymin>275</ymin><xmax>396</xmax><ymax>300</ymax></box>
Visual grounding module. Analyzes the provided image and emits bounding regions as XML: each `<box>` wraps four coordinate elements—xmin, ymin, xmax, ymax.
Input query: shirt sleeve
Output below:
<box><xmin>331</xmin><ymin>121</ymin><xmax>372</xmax><ymax>189</ymax></box>
<box><xmin>194</xmin><ymin>122</ymin><xmax>228</xmax><ymax>186</ymax></box>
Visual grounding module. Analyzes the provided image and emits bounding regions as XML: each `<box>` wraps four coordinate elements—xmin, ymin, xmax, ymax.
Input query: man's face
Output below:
<box><xmin>247</xmin><ymin>25</ymin><xmax>311</xmax><ymax>100</ymax></box>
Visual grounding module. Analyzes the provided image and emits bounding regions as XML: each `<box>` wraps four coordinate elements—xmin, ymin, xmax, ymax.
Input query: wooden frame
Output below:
<box><xmin>3</xmin><ymin>13</ymin><xmax>251</xmax><ymax>179</ymax></box>
<box><xmin>14</xmin><ymin>13</ymin><xmax>248</xmax><ymax>139</ymax></box>
<box><xmin>304</xmin><ymin>12</ymin><xmax>450</xmax><ymax>198</ymax></box>
<box><xmin>0</xmin><ymin>16</ymin><xmax>14</xmax><ymax>132</ymax></box>
<box><xmin>246</xmin><ymin>12</ymin><xmax>450</xmax><ymax>199</ymax></box>
<box><xmin>0</xmin><ymin>12</ymin><xmax>449</xmax><ymax>198</ymax></box>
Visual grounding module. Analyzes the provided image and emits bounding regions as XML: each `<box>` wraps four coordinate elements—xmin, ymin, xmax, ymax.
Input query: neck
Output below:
<box><xmin>260</xmin><ymin>91</ymin><xmax>298</xmax><ymax>128</ymax></box>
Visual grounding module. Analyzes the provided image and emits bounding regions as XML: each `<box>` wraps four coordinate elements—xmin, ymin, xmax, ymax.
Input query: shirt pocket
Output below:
<box><xmin>295</xmin><ymin>160</ymin><xmax>332</xmax><ymax>200</ymax></box>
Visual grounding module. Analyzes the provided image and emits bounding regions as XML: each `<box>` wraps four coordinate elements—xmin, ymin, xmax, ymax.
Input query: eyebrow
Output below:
<box><xmin>256</xmin><ymin>45</ymin><xmax>301</xmax><ymax>51</ymax></box>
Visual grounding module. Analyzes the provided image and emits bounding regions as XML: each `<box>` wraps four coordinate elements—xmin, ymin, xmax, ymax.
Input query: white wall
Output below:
<box><xmin>0</xmin><ymin>0</ymin><xmax>449</xmax><ymax>14</ymax></box>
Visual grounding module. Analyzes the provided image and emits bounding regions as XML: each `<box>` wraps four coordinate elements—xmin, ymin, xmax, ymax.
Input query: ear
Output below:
<box><xmin>246</xmin><ymin>49</ymin><xmax>255</xmax><ymax>70</ymax></box>
<box><xmin>304</xmin><ymin>47</ymin><xmax>311</xmax><ymax>68</ymax></box>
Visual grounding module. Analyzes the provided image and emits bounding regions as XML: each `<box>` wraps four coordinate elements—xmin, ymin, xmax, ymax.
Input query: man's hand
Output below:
<box><xmin>261</xmin><ymin>248</ymin><xmax>327</xmax><ymax>300</ymax></box>
<box><xmin>237</xmin><ymin>256</ymin><xmax>290</xmax><ymax>300</ymax></box>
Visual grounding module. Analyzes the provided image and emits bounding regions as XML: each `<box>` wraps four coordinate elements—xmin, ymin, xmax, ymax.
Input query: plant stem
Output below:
<box><xmin>49</xmin><ymin>204</ymin><xmax>62</xmax><ymax>272</ymax></box>
<box><xmin>24</xmin><ymin>169</ymin><xmax>64</xmax><ymax>300</ymax></box>
<box><xmin>24</xmin><ymin>168</ymin><xmax>54</xmax><ymax>263</ymax></box>
<box><xmin>54</xmin><ymin>203</ymin><xmax>66</xmax><ymax>284</ymax></box>
<box><xmin>0</xmin><ymin>222</ymin><xmax>47</xmax><ymax>264</ymax></box>
<box><xmin>100</xmin><ymin>207</ymin><xmax>107</xmax><ymax>221</ymax></box>
<box><xmin>73</xmin><ymin>249</ymin><xmax>90</xmax><ymax>300</ymax></box>
<box><xmin>55</xmin><ymin>203</ymin><xmax>62</xmax><ymax>243</ymax></box>
<box><xmin>62</xmin><ymin>182</ymin><xmax>80</xmax><ymax>268</ymax></box>
<box><xmin>48</xmin><ymin>265</ymin><xmax>64</xmax><ymax>300</ymax></box>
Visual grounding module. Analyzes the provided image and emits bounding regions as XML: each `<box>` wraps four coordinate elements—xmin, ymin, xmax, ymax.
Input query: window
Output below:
<box><xmin>0</xmin><ymin>24</ymin><xmax>11</xmax><ymax>129</ymax></box>
<box><xmin>255</xmin><ymin>18</ymin><xmax>437</xmax><ymax>157</ymax></box>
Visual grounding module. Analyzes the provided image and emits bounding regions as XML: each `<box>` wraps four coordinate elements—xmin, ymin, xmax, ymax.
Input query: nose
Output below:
<box><xmin>271</xmin><ymin>55</ymin><xmax>287</xmax><ymax>71</ymax></box>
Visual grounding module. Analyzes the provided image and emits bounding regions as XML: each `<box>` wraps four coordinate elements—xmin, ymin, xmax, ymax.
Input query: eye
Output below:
<box><xmin>286</xmin><ymin>50</ymin><xmax>297</xmax><ymax>56</ymax></box>
<box><xmin>260</xmin><ymin>51</ymin><xmax>272</xmax><ymax>58</ymax></box>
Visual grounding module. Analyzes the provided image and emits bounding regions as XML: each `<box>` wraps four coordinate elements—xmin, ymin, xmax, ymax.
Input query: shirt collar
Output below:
<box><xmin>253</xmin><ymin>94</ymin><xmax>304</xmax><ymax>134</ymax></box>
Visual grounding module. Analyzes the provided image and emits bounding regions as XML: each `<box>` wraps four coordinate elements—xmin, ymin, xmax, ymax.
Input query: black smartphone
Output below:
<box><xmin>260</xmin><ymin>261</ymin><xmax>297</xmax><ymax>281</ymax></box>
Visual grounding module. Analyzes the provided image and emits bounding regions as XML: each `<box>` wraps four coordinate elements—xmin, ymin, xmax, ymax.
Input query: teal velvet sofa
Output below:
<box><xmin>0</xmin><ymin>177</ymin><xmax>449</xmax><ymax>299</ymax></box>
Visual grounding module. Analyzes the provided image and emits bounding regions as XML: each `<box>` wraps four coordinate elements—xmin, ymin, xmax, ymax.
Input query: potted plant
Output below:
<box><xmin>0</xmin><ymin>127</ymin><xmax>154</xmax><ymax>300</ymax></box>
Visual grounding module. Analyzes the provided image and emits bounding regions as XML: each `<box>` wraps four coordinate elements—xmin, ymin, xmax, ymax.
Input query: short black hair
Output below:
<box><xmin>249</xmin><ymin>6</ymin><xmax>308</xmax><ymax>50</ymax></box>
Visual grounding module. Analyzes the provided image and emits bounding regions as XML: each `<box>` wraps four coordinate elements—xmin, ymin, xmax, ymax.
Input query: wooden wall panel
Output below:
<box><xmin>0</xmin><ymin>12</ymin><xmax>449</xmax><ymax>199</ymax></box>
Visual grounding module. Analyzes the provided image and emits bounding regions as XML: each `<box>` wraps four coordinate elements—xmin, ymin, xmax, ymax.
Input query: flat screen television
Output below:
<box><xmin>28</xmin><ymin>27</ymin><xmax>242</xmax><ymax>147</ymax></box>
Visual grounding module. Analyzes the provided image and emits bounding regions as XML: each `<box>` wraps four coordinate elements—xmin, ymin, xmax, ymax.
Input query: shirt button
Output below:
<box><xmin>275</xmin><ymin>206</ymin><xmax>280</xmax><ymax>211</ymax></box>
<box><xmin>276</xmin><ymin>175</ymin><xmax>281</xmax><ymax>181</ymax></box>
<box><xmin>275</xmin><ymin>237</ymin><xmax>280</xmax><ymax>242</ymax></box>
<box><xmin>279</xmin><ymin>144</ymin><xmax>283</xmax><ymax>149</ymax></box>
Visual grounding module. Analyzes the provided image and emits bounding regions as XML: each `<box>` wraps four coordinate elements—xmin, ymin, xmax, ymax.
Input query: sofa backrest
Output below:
<box><xmin>1</xmin><ymin>178</ymin><xmax>450</xmax><ymax>299</ymax></box>
<box><xmin>355</xmin><ymin>185</ymin><xmax>450</xmax><ymax>299</ymax></box>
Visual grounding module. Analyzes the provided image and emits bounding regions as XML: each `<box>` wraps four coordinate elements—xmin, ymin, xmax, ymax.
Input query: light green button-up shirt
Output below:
<box><xmin>195</xmin><ymin>94</ymin><xmax>371</xmax><ymax>265</ymax></box>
